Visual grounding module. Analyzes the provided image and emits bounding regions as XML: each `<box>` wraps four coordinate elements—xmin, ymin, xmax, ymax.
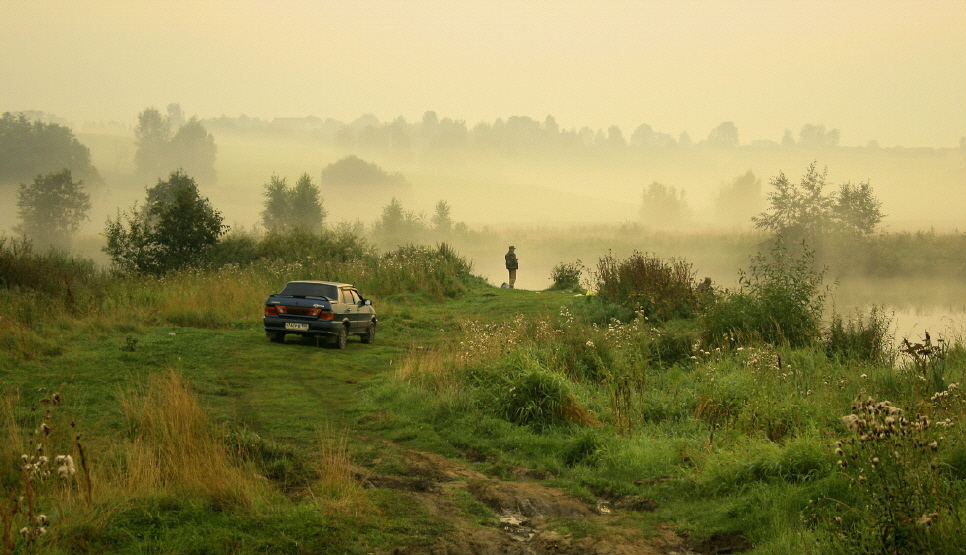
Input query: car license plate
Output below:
<box><xmin>285</xmin><ymin>323</ymin><xmax>309</xmax><ymax>331</ymax></box>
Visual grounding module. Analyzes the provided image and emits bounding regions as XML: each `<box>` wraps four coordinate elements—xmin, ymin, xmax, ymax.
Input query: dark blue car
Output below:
<box><xmin>263</xmin><ymin>281</ymin><xmax>376</xmax><ymax>348</ymax></box>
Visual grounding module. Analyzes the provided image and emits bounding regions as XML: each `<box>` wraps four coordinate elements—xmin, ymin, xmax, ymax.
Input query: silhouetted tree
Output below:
<box><xmin>707</xmin><ymin>121</ymin><xmax>739</xmax><ymax>147</ymax></box>
<box><xmin>134</xmin><ymin>107</ymin><xmax>172</xmax><ymax>178</ymax></box>
<box><xmin>290</xmin><ymin>174</ymin><xmax>326</xmax><ymax>231</ymax></box>
<box><xmin>0</xmin><ymin>113</ymin><xmax>100</xmax><ymax>185</ymax></box>
<box><xmin>639</xmin><ymin>182</ymin><xmax>688</xmax><ymax>227</ymax></box>
<box><xmin>833</xmin><ymin>181</ymin><xmax>884</xmax><ymax>236</ymax></box>
<box><xmin>260</xmin><ymin>173</ymin><xmax>326</xmax><ymax>232</ymax></box>
<box><xmin>320</xmin><ymin>155</ymin><xmax>409</xmax><ymax>194</ymax></box>
<box><xmin>798</xmin><ymin>124</ymin><xmax>840</xmax><ymax>148</ymax></box>
<box><xmin>134</xmin><ymin>107</ymin><xmax>217</xmax><ymax>181</ymax></box>
<box><xmin>753</xmin><ymin>162</ymin><xmax>883</xmax><ymax>241</ymax></box>
<box><xmin>104</xmin><ymin>170</ymin><xmax>226</xmax><ymax>274</ymax></box>
<box><xmin>16</xmin><ymin>169</ymin><xmax>91</xmax><ymax>250</ymax></box>
<box><xmin>261</xmin><ymin>174</ymin><xmax>291</xmax><ymax>228</ymax></box>
<box><xmin>714</xmin><ymin>169</ymin><xmax>763</xmax><ymax>225</ymax></box>
<box><xmin>431</xmin><ymin>200</ymin><xmax>453</xmax><ymax>234</ymax></box>
<box><xmin>631</xmin><ymin>124</ymin><xmax>675</xmax><ymax>147</ymax></box>
<box><xmin>168</xmin><ymin>118</ymin><xmax>217</xmax><ymax>182</ymax></box>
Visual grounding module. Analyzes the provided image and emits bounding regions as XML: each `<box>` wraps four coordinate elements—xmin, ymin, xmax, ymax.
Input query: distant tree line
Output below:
<box><xmin>205</xmin><ymin>111</ymin><xmax>860</xmax><ymax>160</ymax></box>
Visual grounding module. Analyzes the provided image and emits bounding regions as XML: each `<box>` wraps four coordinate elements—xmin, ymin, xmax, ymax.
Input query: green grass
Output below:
<box><xmin>4</xmin><ymin>233</ymin><xmax>966</xmax><ymax>554</ymax></box>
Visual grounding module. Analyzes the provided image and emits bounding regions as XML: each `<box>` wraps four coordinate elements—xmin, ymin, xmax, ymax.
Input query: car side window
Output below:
<box><xmin>349</xmin><ymin>290</ymin><xmax>361</xmax><ymax>304</ymax></box>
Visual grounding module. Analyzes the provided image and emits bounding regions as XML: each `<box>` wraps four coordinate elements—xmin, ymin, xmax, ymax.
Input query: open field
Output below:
<box><xmin>3</xmin><ymin>230</ymin><xmax>966</xmax><ymax>554</ymax></box>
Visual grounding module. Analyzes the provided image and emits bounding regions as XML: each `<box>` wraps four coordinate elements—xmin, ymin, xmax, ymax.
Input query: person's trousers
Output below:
<box><xmin>508</xmin><ymin>269</ymin><xmax>516</xmax><ymax>288</ymax></box>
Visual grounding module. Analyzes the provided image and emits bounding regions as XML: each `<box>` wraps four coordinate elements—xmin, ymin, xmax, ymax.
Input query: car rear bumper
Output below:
<box><xmin>263</xmin><ymin>317</ymin><xmax>344</xmax><ymax>336</ymax></box>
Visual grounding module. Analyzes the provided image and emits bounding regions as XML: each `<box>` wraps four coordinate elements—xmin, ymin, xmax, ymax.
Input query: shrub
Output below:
<box><xmin>824</xmin><ymin>306</ymin><xmax>893</xmax><ymax>364</ymax></box>
<box><xmin>702</xmin><ymin>237</ymin><xmax>827</xmax><ymax>347</ymax></box>
<box><xmin>592</xmin><ymin>251</ymin><xmax>700</xmax><ymax>321</ymax></box>
<box><xmin>257</xmin><ymin>226</ymin><xmax>374</xmax><ymax>264</ymax></box>
<box><xmin>548</xmin><ymin>260</ymin><xmax>584</xmax><ymax>291</ymax></box>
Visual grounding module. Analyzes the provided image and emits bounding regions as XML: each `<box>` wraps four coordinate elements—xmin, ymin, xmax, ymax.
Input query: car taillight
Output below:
<box><xmin>264</xmin><ymin>305</ymin><xmax>278</xmax><ymax>316</ymax></box>
<box><xmin>318</xmin><ymin>310</ymin><xmax>334</xmax><ymax>320</ymax></box>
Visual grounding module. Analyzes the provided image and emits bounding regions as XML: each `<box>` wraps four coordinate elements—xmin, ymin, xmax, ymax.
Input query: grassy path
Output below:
<box><xmin>4</xmin><ymin>287</ymin><xmax>574</xmax><ymax>445</ymax></box>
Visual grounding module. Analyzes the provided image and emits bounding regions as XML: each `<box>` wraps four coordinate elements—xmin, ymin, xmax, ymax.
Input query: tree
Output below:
<box><xmin>104</xmin><ymin>170</ymin><xmax>226</xmax><ymax>274</ymax></box>
<box><xmin>372</xmin><ymin>197</ymin><xmax>426</xmax><ymax>246</ymax></box>
<box><xmin>16</xmin><ymin>169</ymin><xmax>91</xmax><ymax>250</ymax></box>
<box><xmin>639</xmin><ymin>182</ymin><xmax>689</xmax><ymax>228</ymax></box>
<box><xmin>833</xmin><ymin>181</ymin><xmax>884</xmax><ymax>235</ymax></box>
<box><xmin>753</xmin><ymin>162</ymin><xmax>884</xmax><ymax>240</ymax></box>
<box><xmin>431</xmin><ymin>200</ymin><xmax>453</xmax><ymax>234</ymax></box>
<box><xmin>168</xmin><ymin>118</ymin><xmax>217</xmax><ymax>182</ymax></box>
<box><xmin>714</xmin><ymin>169</ymin><xmax>763</xmax><ymax>225</ymax></box>
<box><xmin>134</xmin><ymin>107</ymin><xmax>172</xmax><ymax>178</ymax></box>
<box><xmin>289</xmin><ymin>174</ymin><xmax>326</xmax><ymax>232</ymax></box>
<box><xmin>134</xmin><ymin>107</ymin><xmax>217</xmax><ymax>182</ymax></box>
<box><xmin>707</xmin><ymin>121</ymin><xmax>739</xmax><ymax>147</ymax></box>
<box><xmin>0</xmin><ymin>112</ymin><xmax>101</xmax><ymax>185</ymax></box>
<box><xmin>260</xmin><ymin>173</ymin><xmax>326</xmax><ymax>232</ymax></box>
<box><xmin>261</xmin><ymin>174</ymin><xmax>292</xmax><ymax>228</ymax></box>
<box><xmin>798</xmin><ymin>124</ymin><xmax>840</xmax><ymax>148</ymax></box>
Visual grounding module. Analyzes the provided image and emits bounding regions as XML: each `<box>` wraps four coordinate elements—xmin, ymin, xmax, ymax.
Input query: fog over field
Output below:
<box><xmin>2</xmin><ymin>0</ymin><xmax>965</xmax><ymax>339</ymax></box>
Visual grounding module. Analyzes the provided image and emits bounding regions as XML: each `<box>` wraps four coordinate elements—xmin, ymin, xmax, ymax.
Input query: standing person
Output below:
<box><xmin>505</xmin><ymin>245</ymin><xmax>518</xmax><ymax>289</ymax></box>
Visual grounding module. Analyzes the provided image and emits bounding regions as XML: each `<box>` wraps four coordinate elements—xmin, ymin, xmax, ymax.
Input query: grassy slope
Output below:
<box><xmin>2</xmin><ymin>286</ymin><xmax>576</xmax><ymax>553</ymax></box>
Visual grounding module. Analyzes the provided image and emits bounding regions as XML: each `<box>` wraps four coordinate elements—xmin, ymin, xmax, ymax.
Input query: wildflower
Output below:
<box><xmin>871</xmin><ymin>457</ymin><xmax>880</xmax><ymax>467</ymax></box>
<box><xmin>20</xmin><ymin>527</ymin><xmax>29</xmax><ymax>538</ymax></box>
<box><xmin>585</xmin><ymin>340</ymin><xmax>594</xmax><ymax>347</ymax></box>
<box><xmin>860</xmin><ymin>373</ymin><xmax>868</xmax><ymax>379</ymax></box>
<box><xmin>56</xmin><ymin>454</ymin><xmax>76</xmax><ymax>478</ymax></box>
<box><xmin>841</xmin><ymin>414</ymin><xmax>862</xmax><ymax>433</ymax></box>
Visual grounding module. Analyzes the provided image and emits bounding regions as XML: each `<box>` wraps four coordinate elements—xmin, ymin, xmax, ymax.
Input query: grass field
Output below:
<box><xmin>3</xmin><ymin>232</ymin><xmax>966</xmax><ymax>554</ymax></box>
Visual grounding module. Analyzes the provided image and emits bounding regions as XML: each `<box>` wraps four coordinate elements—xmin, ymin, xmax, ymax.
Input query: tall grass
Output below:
<box><xmin>369</xmin><ymin>243</ymin><xmax>966</xmax><ymax>552</ymax></box>
<box><xmin>592</xmin><ymin>250</ymin><xmax>701</xmax><ymax>321</ymax></box>
<box><xmin>119</xmin><ymin>369</ymin><xmax>265</xmax><ymax>508</ymax></box>
<box><xmin>1</xmin><ymin>231</ymin><xmax>478</xmax><ymax>360</ymax></box>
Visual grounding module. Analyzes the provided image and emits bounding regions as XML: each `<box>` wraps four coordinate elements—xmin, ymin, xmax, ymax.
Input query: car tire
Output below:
<box><xmin>361</xmin><ymin>322</ymin><xmax>376</xmax><ymax>344</ymax></box>
<box><xmin>332</xmin><ymin>325</ymin><xmax>348</xmax><ymax>349</ymax></box>
<box><xmin>269</xmin><ymin>332</ymin><xmax>284</xmax><ymax>343</ymax></box>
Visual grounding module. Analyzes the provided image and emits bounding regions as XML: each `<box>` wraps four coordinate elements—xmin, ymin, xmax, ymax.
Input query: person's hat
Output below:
<box><xmin>509</xmin><ymin>245</ymin><xmax>515</xmax><ymax>249</ymax></box>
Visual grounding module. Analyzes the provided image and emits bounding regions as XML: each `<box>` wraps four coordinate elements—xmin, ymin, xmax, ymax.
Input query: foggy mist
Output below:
<box><xmin>2</xmin><ymin>1</ymin><xmax>965</xmax><ymax>344</ymax></box>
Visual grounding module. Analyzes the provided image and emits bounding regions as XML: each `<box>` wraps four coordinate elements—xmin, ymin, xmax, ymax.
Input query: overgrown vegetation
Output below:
<box><xmin>3</xmin><ymin>222</ymin><xmax>966</xmax><ymax>554</ymax></box>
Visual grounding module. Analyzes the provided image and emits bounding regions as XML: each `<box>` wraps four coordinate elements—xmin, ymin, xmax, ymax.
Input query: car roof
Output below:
<box><xmin>287</xmin><ymin>280</ymin><xmax>354</xmax><ymax>288</ymax></box>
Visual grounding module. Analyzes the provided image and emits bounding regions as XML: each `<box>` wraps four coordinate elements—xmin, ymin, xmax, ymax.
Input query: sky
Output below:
<box><xmin>2</xmin><ymin>0</ymin><xmax>965</xmax><ymax>148</ymax></box>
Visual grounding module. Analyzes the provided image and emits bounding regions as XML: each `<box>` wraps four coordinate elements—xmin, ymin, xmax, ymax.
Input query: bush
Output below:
<box><xmin>592</xmin><ymin>251</ymin><xmax>700</xmax><ymax>321</ymax></box>
<box><xmin>548</xmin><ymin>260</ymin><xmax>584</xmax><ymax>291</ymax></box>
<box><xmin>702</xmin><ymin>237</ymin><xmax>827</xmax><ymax>347</ymax></box>
<box><xmin>824</xmin><ymin>306</ymin><xmax>893</xmax><ymax>364</ymax></box>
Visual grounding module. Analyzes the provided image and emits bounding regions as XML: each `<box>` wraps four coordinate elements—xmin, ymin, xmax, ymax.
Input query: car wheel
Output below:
<box><xmin>332</xmin><ymin>325</ymin><xmax>348</xmax><ymax>349</ymax></box>
<box><xmin>361</xmin><ymin>322</ymin><xmax>376</xmax><ymax>344</ymax></box>
<box><xmin>269</xmin><ymin>332</ymin><xmax>285</xmax><ymax>343</ymax></box>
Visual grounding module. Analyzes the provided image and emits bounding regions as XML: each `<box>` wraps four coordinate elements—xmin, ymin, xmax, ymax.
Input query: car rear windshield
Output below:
<box><xmin>279</xmin><ymin>282</ymin><xmax>339</xmax><ymax>300</ymax></box>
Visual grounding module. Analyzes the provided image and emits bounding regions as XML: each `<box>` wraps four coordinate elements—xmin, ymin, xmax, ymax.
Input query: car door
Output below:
<box><xmin>345</xmin><ymin>288</ymin><xmax>367</xmax><ymax>332</ymax></box>
<box><xmin>337</xmin><ymin>287</ymin><xmax>356</xmax><ymax>330</ymax></box>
